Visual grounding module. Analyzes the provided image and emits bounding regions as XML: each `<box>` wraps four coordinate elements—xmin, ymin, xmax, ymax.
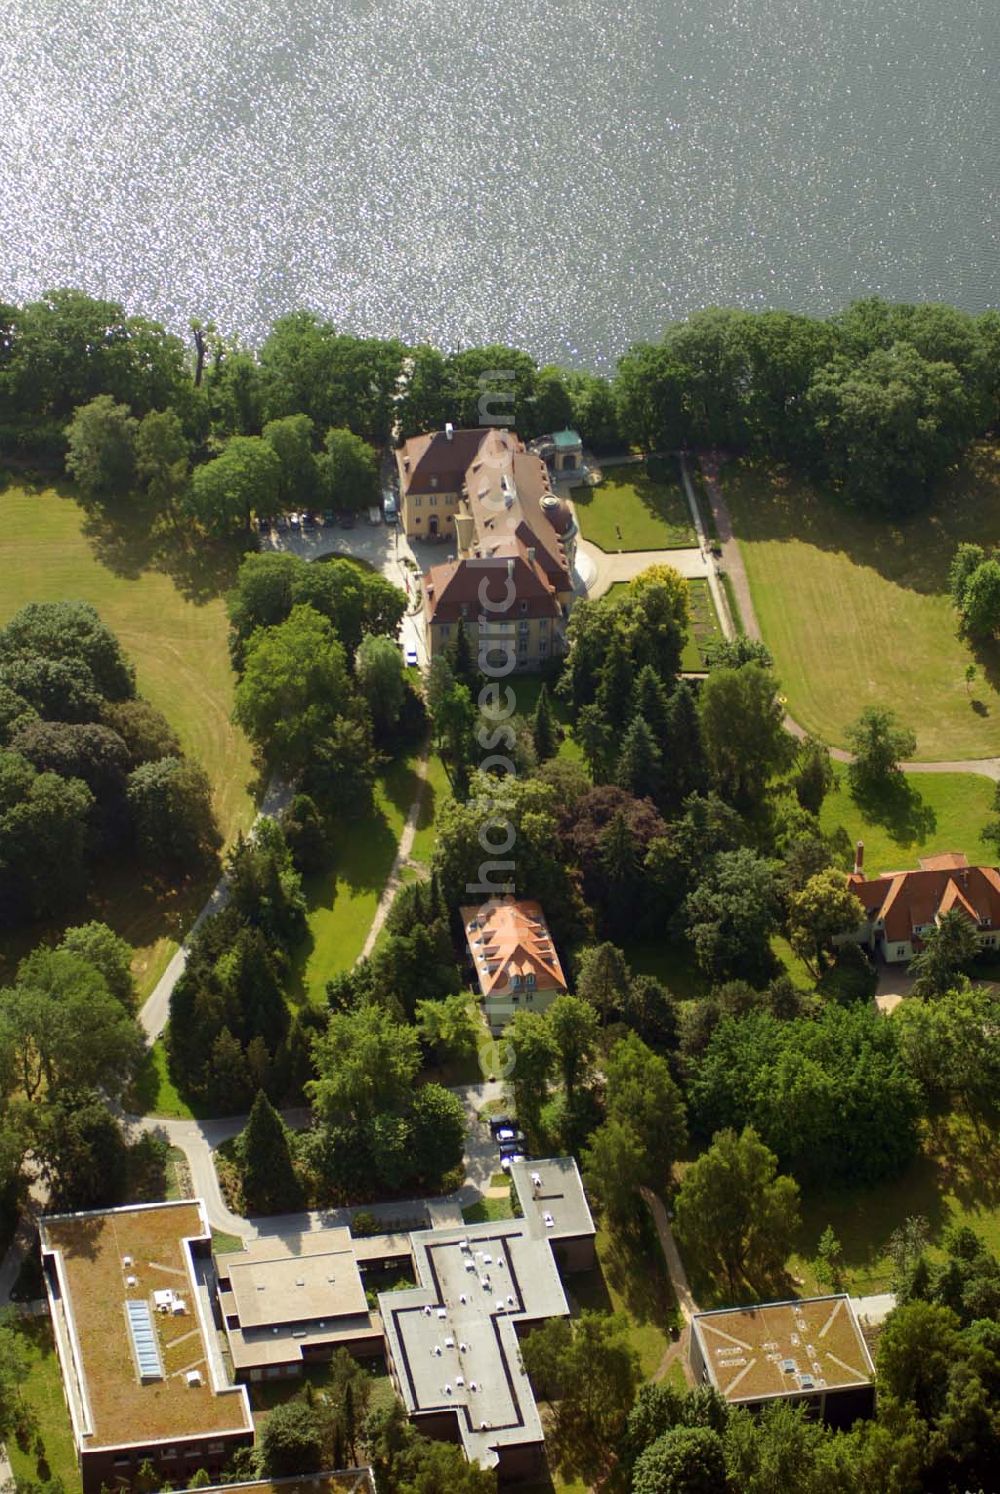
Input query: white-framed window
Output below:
<box><xmin>430</xmin><ymin>494</ymin><xmax>438</xmax><ymax>506</ymax></box>
<box><xmin>413</xmin><ymin>495</ymin><xmax>423</xmax><ymax>507</ymax></box>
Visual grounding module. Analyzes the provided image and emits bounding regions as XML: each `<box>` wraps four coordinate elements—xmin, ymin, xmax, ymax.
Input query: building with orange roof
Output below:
<box><xmin>395</xmin><ymin>425</ymin><xmax>578</xmax><ymax>668</ymax></box>
<box><xmin>842</xmin><ymin>842</ymin><xmax>1000</xmax><ymax>963</ymax></box>
<box><xmin>460</xmin><ymin>896</ymin><xmax>568</xmax><ymax>1031</ymax></box>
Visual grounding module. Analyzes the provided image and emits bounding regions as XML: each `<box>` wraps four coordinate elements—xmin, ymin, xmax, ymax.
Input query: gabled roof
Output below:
<box><xmin>459</xmin><ymin>896</ymin><xmax>568</xmax><ymax>998</ymax></box>
<box><xmin>847</xmin><ymin>853</ymin><xmax>1000</xmax><ymax>942</ymax></box>
<box><xmin>424</xmin><ymin>542</ymin><xmax>562</xmax><ymax>624</ymax></box>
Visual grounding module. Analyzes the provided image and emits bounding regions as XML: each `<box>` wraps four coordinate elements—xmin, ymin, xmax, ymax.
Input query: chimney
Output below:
<box><xmin>854</xmin><ymin>841</ymin><xmax>864</xmax><ymax>876</ymax></box>
<box><xmin>527</xmin><ymin>546</ymin><xmax>536</xmax><ymax>564</ymax></box>
<box><xmin>445</xmin><ymin>422</ymin><xmax>454</xmax><ymax>441</ymax></box>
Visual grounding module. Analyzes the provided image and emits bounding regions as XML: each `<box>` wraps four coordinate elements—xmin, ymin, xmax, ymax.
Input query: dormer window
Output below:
<box><xmin>519</xmin><ymin>600</ymin><xmax>528</xmax><ymax>614</ymax></box>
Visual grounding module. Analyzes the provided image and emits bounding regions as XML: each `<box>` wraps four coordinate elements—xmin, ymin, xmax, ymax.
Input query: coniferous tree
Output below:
<box><xmin>237</xmin><ymin>1090</ymin><xmax>304</xmax><ymax>1214</ymax></box>
<box><xmin>448</xmin><ymin>617</ymin><xmax>478</xmax><ymax>693</ymax></box>
<box><xmin>532</xmin><ymin>682</ymin><xmax>557</xmax><ymax>761</ymax></box>
<box><xmin>601</xmin><ymin>809</ymin><xmax>642</xmax><ymax>940</ymax></box>
<box><xmin>615</xmin><ymin>713</ymin><xmax>662</xmax><ymax>801</ymax></box>
<box><xmin>576</xmin><ymin>703</ymin><xmax>613</xmax><ymax>782</ymax></box>
<box><xmin>661</xmin><ymin>680</ymin><xmax>707</xmax><ymax>812</ymax></box>
<box><xmin>595</xmin><ymin>631</ymin><xmax>634</xmax><ymax>725</ymax></box>
<box><xmin>633</xmin><ymin>664</ymin><xmax>671</xmax><ymax>743</ymax></box>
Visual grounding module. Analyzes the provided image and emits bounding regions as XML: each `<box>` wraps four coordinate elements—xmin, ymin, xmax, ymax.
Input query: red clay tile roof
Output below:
<box><xmin>459</xmin><ymin>897</ymin><xmax>568</xmax><ymax>998</ymax></box>
<box><xmin>400</xmin><ymin>426</ymin><xmax>573</xmax><ymax>595</ymax></box>
<box><xmin>424</xmin><ymin>541</ymin><xmax>562</xmax><ymax>624</ymax></box>
<box><xmin>848</xmin><ymin>855</ymin><xmax>1000</xmax><ymax>942</ymax></box>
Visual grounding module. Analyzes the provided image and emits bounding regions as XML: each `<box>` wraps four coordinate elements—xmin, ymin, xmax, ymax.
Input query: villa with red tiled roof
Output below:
<box><xmin>460</xmin><ymin>896</ymin><xmax>568</xmax><ymax>1031</ymax></box>
<box><xmin>395</xmin><ymin>425</ymin><xmax>578</xmax><ymax>669</ymax></box>
<box><xmin>842</xmin><ymin>844</ymin><xmax>1000</xmax><ymax>964</ymax></box>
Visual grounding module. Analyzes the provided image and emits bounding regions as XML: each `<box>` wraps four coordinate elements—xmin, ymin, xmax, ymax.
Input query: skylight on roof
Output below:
<box><xmin>125</xmin><ymin>1298</ymin><xmax>164</xmax><ymax>1382</ymax></box>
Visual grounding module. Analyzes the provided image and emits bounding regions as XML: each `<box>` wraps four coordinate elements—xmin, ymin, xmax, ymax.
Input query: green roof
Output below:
<box><xmin>552</xmin><ymin>429</ymin><xmax>582</xmax><ymax>448</ymax></box>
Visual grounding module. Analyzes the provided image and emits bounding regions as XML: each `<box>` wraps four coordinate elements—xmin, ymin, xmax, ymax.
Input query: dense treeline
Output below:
<box><xmin>0</xmin><ymin>600</ymin><xmax>218</xmax><ymax>928</ymax></box>
<box><xmin>0</xmin><ymin>922</ymin><xmax>165</xmax><ymax>1233</ymax></box>
<box><xmin>2</xmin><ymin>290</ymin><xmax>997</xmax><ymax>515</ymax></box>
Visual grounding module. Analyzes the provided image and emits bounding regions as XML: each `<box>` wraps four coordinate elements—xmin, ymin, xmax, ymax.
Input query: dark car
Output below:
<box><xmin>499</xmin><ymin>1137</ymin><xmax>526</xmax><ymax>1159</ymax></box>
<box><xmin>489</xmin><ymin>1114</ymin><xmax>515</xmax><ymax>1138</ymax></box>
<box><xmin>338</xmin><ymin>510</ymin><xmax>356</xmax><ymax>529</ymax></box>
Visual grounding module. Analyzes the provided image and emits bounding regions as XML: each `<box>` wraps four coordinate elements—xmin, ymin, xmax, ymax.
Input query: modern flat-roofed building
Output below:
<box><xmin>215</xmin><ymin>1228</ymin><xmax>398</xmax><ymax>1381</ymax></box>
<box><xmin>460</xmin><ymin>896</ymin><xmax>568</xmax><ymax>1032</ymax></box>
<box><xmin>690</xmin><ymin>1295</ymin><xmax>876</xmax><ymax>1429</ymax></box>
<box><xmin>508</xmin><ymin>1156</ymin><xmax>596</xmax><ymax>1273</ymax></box>
<box><xmin>40</xmin><ymin>1200</ymin><xmax>254</xmax><ymax>1494</ymax></box>
<box><xmin>161</xmin><ymin>1472</ymin><xmax>377</xmax><ymax>1494</ymax></box>
<box><xmin>378</xmin><ymin>1156</ymin><xmax>595</xmax><ymax>1481</ymax></box>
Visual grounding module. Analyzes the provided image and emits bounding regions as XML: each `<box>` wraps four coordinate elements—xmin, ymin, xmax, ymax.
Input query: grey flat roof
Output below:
<box><xmin>216</xmin><ymin>1231</ymin><xmax>368</xmax><ymax>1330</ymax></box>
<box><xmin>509</xmin><ymin>1156</ymin><xmax>595</xmax><ymax>1243</ymax></box>
<box><xmin>379</xmin><ymin>1218</ymin><xmax>570</xmax><ymax>1469</ymax></box>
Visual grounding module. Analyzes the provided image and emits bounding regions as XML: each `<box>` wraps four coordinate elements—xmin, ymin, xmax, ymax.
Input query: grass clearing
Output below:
<box><xmin>291</xmin><ymin>751</ymin><xmax>424</xmax><ymax>1004</ymax></box>
<box><xmin>722</xmin><ymin>445</ymin><xmax>1000</xmax><ymax>759</ymax></box>
<box><xmin>790</xmin><ymin>1112</ymin><xmax>1000</xmax><ymax>1301</ymax></box>
<box><xmin>819</xmin><ymin>762</ymin><xmax>995</xmax><ymax>873</ymax></box>
<box><xmin>126</xmin><ymin>1036</ymin><xmax>203</xmax><ymax>1120</ymax></box>
<box><xmin>5</xmin><ymin>1315</ymin><xmax>79</xmax><ymax>1493</ymax></box>
<box><xmin>0</xmin><ymin>482</ymin><xmax>256</xmax><ymax>996</ymax></box>
<box><xmin>462</xmin><ymin>1194</ymin><xmax>514</xmax><ymax>1224</ymax></box>
<box><xmin>573</xmin><ymin>458</ymin><xmax>696</xmax><ymax>552</ymax></box>
<box><xmin>409</xmin><ymin>750</ymin><xmax>452</xmax><ymax>867</ymax></box>
<box><xmin>566</xmin><ymin>1210</ymin><xmax>678</xmax><ymax>1379</ymax></box>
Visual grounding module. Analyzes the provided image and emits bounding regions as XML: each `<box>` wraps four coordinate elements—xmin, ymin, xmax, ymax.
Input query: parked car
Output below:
<box><xmin>289</xmin><ymin>511</ymin><xmax>301</xmax><ymax>528</ymax></box>
<box><xmin>368</xmin><ymin>505</ymin><xmax>383</xmax><ymax>525</ymax></box>
<box><xmin>404</xmin><ymin>644</ymin><xmax>418</xmax><ymax>668</ymax></box>
<box><xmin>489</xmin><ymin>1115</ymin><xmax>515</xmax><ymax>1138</ymax></box>
<box><xmin>499</xmin><ymin>1137</ymin><xmax>526</xmax><ymax>1159</ymax></box>
<box><xmin>383</xmin><ymin>492</ymin><xmax>398</xmax><ymax>522</ymax></box>
<box><xmin>300</xmin><ymin>510</ymin><xmax>314</xmax><ymax>528</ymax></box>
<box><xmin>323</xmin><ymin>509</ymin><xmax>335</xmax><ymax>526</ymax></box>
<box><xmin>338</xmin><ymin>510</ymin><xmax>356</xmax><ymax>529</ymax></box>
<box><xmin>500</xmin><ymin>1153</ymin><xmax>526</xmax><ymax>1174</ymax></box>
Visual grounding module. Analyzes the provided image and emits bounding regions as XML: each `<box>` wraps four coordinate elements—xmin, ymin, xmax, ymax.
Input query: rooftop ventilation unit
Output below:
<box><xmin>186</xmin><ymin>1370</ymin><xmax>202</xmax><ymax>1388</ymax></box>
<box><xmin>125</xmin><ymin>1299</ymin><xmax>164</xmax><ymax>1383</ymax></box>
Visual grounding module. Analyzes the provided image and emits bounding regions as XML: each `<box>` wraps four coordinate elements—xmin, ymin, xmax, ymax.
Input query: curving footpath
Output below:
<box><xmin>129</xmin><ymin>1080</ymin><xmax>504</xmax><ymax>1242</ymax></box>
<box><xmin>697</xmin><ymin>453</ymin><xmax>1000</xmax><ymax>784</ymax></box>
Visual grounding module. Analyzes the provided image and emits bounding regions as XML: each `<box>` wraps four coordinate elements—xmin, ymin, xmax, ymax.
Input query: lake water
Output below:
<box><xmin>1</xmin><ymin>0</ymin><xmax>997</xmax><ymax>369</ymax></box>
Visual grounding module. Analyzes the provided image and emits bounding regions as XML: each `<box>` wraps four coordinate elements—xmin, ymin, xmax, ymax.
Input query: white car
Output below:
<box><xmin>500</xmin><ymin>1154</ymin><xmax>525</xmax><ymax>1174</ymax></box>
<box><xmin>404</xmin><ymin>644</ymin><xmax>418</xmax><ymax>668</ymax></box>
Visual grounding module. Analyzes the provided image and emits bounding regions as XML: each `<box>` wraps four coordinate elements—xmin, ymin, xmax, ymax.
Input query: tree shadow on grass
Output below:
<box><xmin>78</xmin><ymin>492</ymin><xmax>255</xmax><ymax>604</ymax></box>
<box><xmin>720</xmin><ymin>443</ymin><xmax>1000</xmax><ymax>599</ymax></box>
<box><xmin>850</xmin><ymin>773</ymin><xmax>937</xmax><ymax>847</ymax></box>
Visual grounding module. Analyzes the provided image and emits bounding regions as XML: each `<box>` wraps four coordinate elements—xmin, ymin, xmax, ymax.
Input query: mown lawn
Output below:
<box><xmin>722</xmin><ymin>445</ymin><xmax>1000</xmax><ymax>759</ymax></box>
<box><xmin>126</xmin><ymin>1035</ymin><xmax>201</xmax><ymax>1120</ymax></box>
<box><xmin>0</xmin><ymin>482</ymin><xmax>257</xmax><ymax>997</ymax></box>
<box><xmin>819</xmin><ymin>762</ymin><xmax>995</xmax><ymax>873</ymax></box>
<box><xmin>565</xmin><ymin>1211</ymin><xmax>678</xmax><ymax>1379</ymax></box>
<box><xmin>573</xmin><ymin>459</ymin><xmax>696</xmax><ymax>552</ymax></box>
<box><xmin>790</xmin><ymin>1112</ymin><xmax>1000</xmax><ymax>1301</ymax></box>
<box><xmin>291</xmin><ymin>752</ymin><xmax>425</xmax><ymax>1004</ymax></box>
<box><xmin>6</xmin><ymin>1315</ymin><xmax>79</xmax><ymax>1493</ymax></box>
